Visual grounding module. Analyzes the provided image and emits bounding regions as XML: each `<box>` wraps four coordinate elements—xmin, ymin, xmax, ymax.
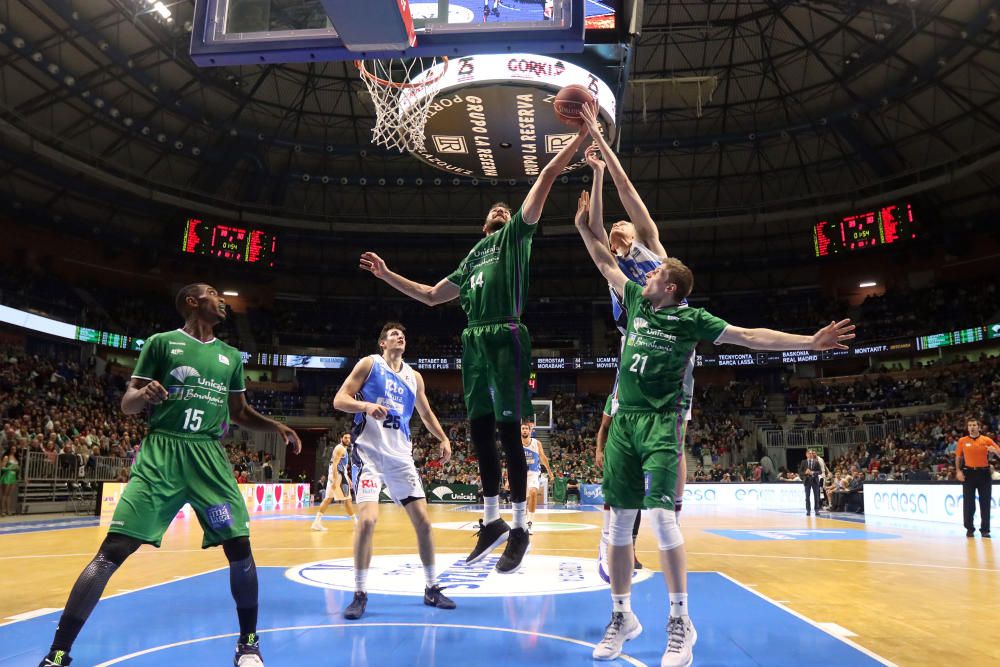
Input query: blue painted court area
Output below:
<box><xmin>0</xmin><ymin>565</ymin><xmax>886</xmax><ymax>666</ymax></box>
<box><xmin>706</xmin><ymin>528</ymin><xmax>900</xmax><ymax>541</ymax></box>
<box><xmin>0</xmin><ymin>517</ymin><xmax>99</xmax><ymax>535</ymax></box>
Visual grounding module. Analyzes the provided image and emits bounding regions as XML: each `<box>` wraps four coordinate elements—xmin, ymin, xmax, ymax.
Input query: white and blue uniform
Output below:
<box><xmin>524</xmin><ymin>438</ymin><xmax>543</xmax><ymax>490</ymax></box>
<box><xmin>606</xmin><ymin>241</ymin><xmax>691</xmax><ymax>420</ymax></box>
<box><xmin>325</xmin><ymin>443</ymin><xmax>354</xmax><ymax>500</ymax></box>
<box><xmin>350</xmin><ymin>355</ymin><xmax>425</xmax><ymax>504</ymax></box>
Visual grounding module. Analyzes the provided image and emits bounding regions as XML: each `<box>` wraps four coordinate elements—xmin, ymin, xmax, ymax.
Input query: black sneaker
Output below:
<box><xmin>496</xmin><ymin>527</ymin><xmax>530</xmax><ymax>574</ymax></box>
<box><xmin>492</xmin><ymin>7</ymin><xmax>500</xmax><ymax>17</ymax></box>
<box><xmin>967</xmin><ymin>530</ymin><xmax>976</xmax><ymax>537</ymax></box>
<box><xmin>982</xmin><ymin>532</ymin><xmax>992</xmax><ymax>539</ymax></box>
<box><xmin>344</xmin><ymin>591</ymin><xmax>368</xmax><ymax>620</ymax></box>
<box><xmin>527</xmin><ymin>520</ymin><xmax>533</xmax><ymax>535</ymax></box>
<box><xmin>233</xmin><ymin>634</ymin><xmax>263</xmax><ymax>667</ymax></box>
<box><xmin>466</xmin><ymin>518</ymin><xmax>510</xmax><ymax>564</ymax></box>
<box><xmin>39</xmin><ymin>651</ymin><xmax>72</xmax><ymax>667</ymax></box>
<box><xmin>424</xmin><ymin>584</ymin><xmax>457</xmax><ymax>609</ymax></box>
<box><xmin>633</xmin><ymin>556</ymin><xmax>643</xmax><ymax>570</ymax></box>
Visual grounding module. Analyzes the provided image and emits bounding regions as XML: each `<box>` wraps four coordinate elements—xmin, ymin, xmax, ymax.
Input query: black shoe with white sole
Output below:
<box><xmin>466</xmin><ymin>518</ymin><xmax>510</xmax><ymax>564</ymax></box>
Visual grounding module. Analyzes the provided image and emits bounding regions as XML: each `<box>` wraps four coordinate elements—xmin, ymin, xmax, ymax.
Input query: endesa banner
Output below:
<box><xmin>864</xmin><ymin>483</ymin><xmax>999</xmax><ymax>524</ymax></box>
<box><xmin>579</xmin><ymin>483</ymin><xmax>806</xmax><ymax>508</ymax></box>
<box><xmin>100</xmin><ymin>482</ymin><xmax>311</xmax><ymax>525</ymax></box>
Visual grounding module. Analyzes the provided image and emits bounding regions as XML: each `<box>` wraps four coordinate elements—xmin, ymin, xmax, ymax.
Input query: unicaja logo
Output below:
<box><xmin>431</xmin><ymin>486</ymin><xmax>452</xmax><ymax>499</ymax></box>
<box><xmin>170</xmin><ymin>366</ymin><xmax>200</xmax><ymax>382</ymax></box>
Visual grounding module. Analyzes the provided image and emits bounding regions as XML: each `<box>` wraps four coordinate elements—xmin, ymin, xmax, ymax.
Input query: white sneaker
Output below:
<box><xmin>661</xmin><ymin>616</ymin><xmax>697</xmax><ymax>667</ymax></box>
<box><xmin>592</xmin><ymin>612</ymin><xmax>642</xmax><ymax>660</ymax></box>
<box><xmin>597</xmin><ymin>536</ymin><xmax>610</xmax><ymax>583</ymax></box>
<box><xmin>311</xmin><ymin>521</ymin><xmax>327</xmax><ymax>532</ymax></box>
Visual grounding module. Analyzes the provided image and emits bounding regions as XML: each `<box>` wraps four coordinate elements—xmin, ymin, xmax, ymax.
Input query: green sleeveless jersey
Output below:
<box><xmin>618</xmin><ymin>281</ymin><xmax>729</xmax><ymax>413</ymax></box>
<box><xmin>445</xmin><ymin>209</ymin><xmax>536</xmax><ymax>325</ymax></box>
<box><xmin>131</xmin><ymin>329</ymin><xmax>246</xmax><ymax>438</ymax></box>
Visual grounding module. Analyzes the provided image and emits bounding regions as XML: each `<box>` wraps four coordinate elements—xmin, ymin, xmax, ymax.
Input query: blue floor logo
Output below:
<box><xmin>707</xmin><ymin>529</ymin><xmax>900</xmax><ymax>541</ymax></box>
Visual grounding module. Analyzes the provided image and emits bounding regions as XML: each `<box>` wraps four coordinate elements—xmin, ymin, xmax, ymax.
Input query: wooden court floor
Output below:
<box><xmin>1</xmin><ymin>504</ymin><xmax>997</xmax><ymax>666</ymax></box>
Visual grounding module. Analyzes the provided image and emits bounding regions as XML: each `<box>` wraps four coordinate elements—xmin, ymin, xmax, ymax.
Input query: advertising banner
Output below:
<box><xmin>100</xmin><ymin>482</ymin><xmax>311</xmax><ymax>525</ymax></box>
<box><xmin>425</xmin><ymin>484</ymin><xmax>479</xmax><ymax>504</ymax></box>
<box><xmin>864</xmin><ymin>483</ymin><xmax>998</xmax><ymax>524</ymax></box>
<box><xmin>681</xmin><ymin>483</ymin><xmax>806</xmax><ymax>509</ymax></box>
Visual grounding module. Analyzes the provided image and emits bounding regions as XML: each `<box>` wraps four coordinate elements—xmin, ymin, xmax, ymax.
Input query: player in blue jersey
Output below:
<box><xmin>311</xmin><ymin>433</ymin><xmax>355</xmax><ymax>531</ymax></box>
<box><xmin>333</xmin><ymin>322</ymin><xmax>456</xmax><ymax>620</ymax></box>
<box><xmin>578</xmin><ymin>103</ymin><xmax>689</xmax><ymax>581</ymax></box>
<box><xmin>521</xmin><ymin>420</ymin><xmax>553</xmax><ymax>532</ymax></box>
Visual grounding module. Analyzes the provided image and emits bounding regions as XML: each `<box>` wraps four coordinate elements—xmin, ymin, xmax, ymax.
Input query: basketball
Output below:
<box><xmin>554</xmin><ymin>84</ymin><xmax>595</xmax><ymax>125</ymax></box>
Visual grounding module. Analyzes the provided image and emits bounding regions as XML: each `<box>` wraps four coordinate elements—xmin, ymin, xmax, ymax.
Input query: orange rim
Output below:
<box><xmin>354</xmin><ymin>56</ymin><xmax>449</xmax><ymax>89</ymax></box>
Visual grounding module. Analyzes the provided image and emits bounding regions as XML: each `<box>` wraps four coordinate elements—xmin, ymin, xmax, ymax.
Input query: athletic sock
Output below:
<box><xmin>512</xmin><ymin>501</ymin><xmax>527</xmax><ymax>529</ymax></box>
<box><xmin>669</xmin><ymin>593</ymin><xmax>689</xmax><ymax>618</ymax></box>
<box><xmin>423</xmin><ymin>564</ymin><xmax>436</xmax><ymax>588</ymax></box>
<box><xmin>611</xmin><ymin>593</ymin><xmax>632</xmax><ymax>615</ymax></box>
<box><xmin>355</xmin><ymin>568</ymin><xmax>368</xmax><ymax>593</ymax></box>
<box><xmin>484</xmin><ymin>495</ymin><xmax>500</xmax><ymax>523</ymax></box>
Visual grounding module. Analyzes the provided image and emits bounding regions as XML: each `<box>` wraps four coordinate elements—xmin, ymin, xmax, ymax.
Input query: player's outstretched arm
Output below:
<box><xmin>228</xmin><ymin>392</ymin><xmax>302</xmax><ymax>454</ymax></box>
<box><xmin>716</xmin><ymin>319</ymin><xmax>856</xmax><ymax>352</ymax></box>
<box><xmin>413</xmin><ymin>371</ymin><xmax>452</xmax><ymax>464</ymax></box>
<box><xmin>360</xmin><ymin>251</ymin><xmax>459</xmax><ymax>306</ymax></box>
<box><xmin>333</xmin><ymin>357</ymin><xmax>388</xmax><ymax>419</ymax></box>
<box><xmin>584</xmin><ymin>149</ymin><xmax>610</xmax><ymax>248</ymax></box>
<box><xmin>579</xmin><ymin>103</ymin><xmax>665</xmax><ymax>258</ymax></box>
<box><xmin>574</xmin><ymin>191</ymin><xmax>628</xmax><ymax>296</ymax></box>
<box><xmin>521</xmin><ymin>120</ymin><xmax>591</xmax><ymax>225</ymax></box>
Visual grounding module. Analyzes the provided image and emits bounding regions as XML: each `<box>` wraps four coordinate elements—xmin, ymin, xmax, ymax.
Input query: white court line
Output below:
<box><xmin>0</xmin><ymin>567</ymin><xmax>226</xmax><ymax>627</ymax></box>
<box><xmin>818</xmin><ymin>622</ymin><xmax>859</xmax><ymax>638</ymax></box>
<box><xmin>93</xmin><ymin>623</ymin><xmax>650</xmax><ymax>667</ymax></box>
<box><xmin>716</xmin><ymin>572</ymin><xmax>897</xmax><ymax>667</ymax></box>
<box><xmin>3</xmin><ymin>607</ymin><xmax>61</xmax><ymax>622</ymax></box>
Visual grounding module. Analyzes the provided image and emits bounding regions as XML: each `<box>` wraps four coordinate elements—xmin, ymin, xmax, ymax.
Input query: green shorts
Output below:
<box><xmin>602</xmin><ymin>409</ymin><xmax>686</xmax><ymax>510</ymax></box>
<box><xmin>108</xmin><ymin>432</ymin><xmax>250</xmax><ymax>548</ymax></box>
<box><xmin>461</xmin><ymin>320</ymin><xmax>533</xmax><ymax>422</ymax></box>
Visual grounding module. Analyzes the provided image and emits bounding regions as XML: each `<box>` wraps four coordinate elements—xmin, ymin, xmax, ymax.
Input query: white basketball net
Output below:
<box><xmin>356</xmin><ymin>57</ymin><xmax>447</xmax><ymax>153</ymax></box>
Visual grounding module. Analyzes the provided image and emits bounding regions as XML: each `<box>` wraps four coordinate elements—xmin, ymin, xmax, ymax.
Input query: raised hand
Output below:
<box><xmin>585</xmin><ymin>144</ymin><xmax>605</xmax><ymax>171</ymax></box>
<box><xmin>578</xmin><ymin>100</ymin><xmax>601</xmax><ymax>137</ymax></box>
<box><xmin>575</xmin><ymin>190</ymin><xmax>590</xmax><ymax>228</ymax></box>
<box><xmin>810</xmin><ymin>319</ymin><xmax>856</xmax><ymax>351</ymax></box>
<box><xmin>359</xmin><ymin>252</ymin><xmax>388</xmax><ymax>279</ymax></box>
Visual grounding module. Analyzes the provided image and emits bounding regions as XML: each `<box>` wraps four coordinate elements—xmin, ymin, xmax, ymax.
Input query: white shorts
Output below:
<box><xmin>354</xmin><ymin>455</ymin><xmax>425</xmax><ymax>505</ymax></box>
<box><xmin>527</xmin><ymin>471</ymin><xmax>541</xmax><ymax>490</ymax></box>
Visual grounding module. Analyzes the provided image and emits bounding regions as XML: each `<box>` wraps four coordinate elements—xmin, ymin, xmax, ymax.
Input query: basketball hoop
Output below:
<box><xmin>355</xmin><ymin>57</ymin><xmax>448</xmax><ymax>153</ymax></box>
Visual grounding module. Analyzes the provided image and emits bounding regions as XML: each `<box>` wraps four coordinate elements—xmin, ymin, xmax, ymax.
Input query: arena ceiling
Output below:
<box><xmin>2</xmin><ymin>0</ymin><xmax>1000</xmax><ymax>243</ymax></box>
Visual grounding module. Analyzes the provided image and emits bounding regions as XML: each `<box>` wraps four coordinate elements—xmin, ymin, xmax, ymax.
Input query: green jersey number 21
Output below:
<box><xmin>629</xmin><ymin>354</ymin><xmax>648</xmax><ymax>375</ymax></box>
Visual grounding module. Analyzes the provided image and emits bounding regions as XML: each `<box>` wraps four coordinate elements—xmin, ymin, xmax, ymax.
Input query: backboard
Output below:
<box><xmin>190</xmin><ymin>0</ymin><xmax>597</xmax><ymax>67</ymax></box>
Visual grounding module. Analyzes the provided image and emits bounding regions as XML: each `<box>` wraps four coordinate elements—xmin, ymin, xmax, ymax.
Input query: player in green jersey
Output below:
<box><xmin>39</xmin><ymin>284</ymin><xmax>302</xmax><ymax>667</ymax></box>
<box><xmin>574</xmin><ymin>207</ymin><xmax>855</xmax><ymax>666</ymax></box>
<box><xmin>359</xmin><ymin>119</ymin><xmax>592</xmax><ymax>574</ymax></box>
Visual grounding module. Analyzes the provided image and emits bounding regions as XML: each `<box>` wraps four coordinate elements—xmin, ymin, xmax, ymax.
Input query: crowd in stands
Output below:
<box><xmin>0</xmin><ymin>346</ymin><xmax>146</xmax><ymax>485</ymax></box>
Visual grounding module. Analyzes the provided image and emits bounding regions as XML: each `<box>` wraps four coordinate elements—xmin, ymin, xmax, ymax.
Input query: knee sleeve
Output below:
<box><xmin>649</xmin><ymin>507</ymin><xmax>684</xmax><ymax>551</ymax></box>
<box><xmin>99</xmin><ymin>533</ymin><xmax>142</xmax><ymax>566</ymax></box>
<box><xmin>222</xmin><ymin>536</ymin><xmax>252</xmax><ymax>562</ymax></box>
<box><xmin>608</xmin><ymin>507</ymin><xmax>639</xmax><ymax>546</ymax></box>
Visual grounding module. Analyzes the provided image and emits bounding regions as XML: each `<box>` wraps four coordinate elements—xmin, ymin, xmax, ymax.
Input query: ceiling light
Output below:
<box><xmin>222</xmin><ymin>291</ymin><xmax>239</xmax><ymax>297</ymax></box>
<box><xmin>153</xmin><ymin>2</ymin><xmax>171</xmax><ymax>19</ymax></box>
<box><xmin>859</xmin><ymin>281</ymin><xmax>877</xmax><ymax>288</ymax></box>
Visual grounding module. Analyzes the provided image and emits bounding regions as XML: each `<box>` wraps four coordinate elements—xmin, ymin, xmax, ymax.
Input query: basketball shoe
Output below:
<box><xmin>466</xmin><ymin>517</ymin><xmax>510</xmax><ymax>564</ymax></box>
<box><xmin>592</xmin><ymin>612</ymin><xmax>642</xmax><ymax>660</ymax></box>
<box><xmin>38</xmin><ymin>651</ymin><xmax>72</xmax><ymax>666</ymax></box>
<box><xmin>424</xmin><ymin>585</ymin><xmax>457</xmax><ymax>609</ymax></box>
<box><xmin>344</xmin><ymin>591</ymin><xmax>368</xmax><ymax>619</ymax></box>
<box><xmin>496</xmin><ymin>526</ymin><xmax>530</xmax><ymax>573</ymax></box>
<box><xmin>661</xmin><ymin>616</ymin><xmax>697</xmax><ymax>667</ymax></box>
<box><xmin>233</xmin><ymin>634</ymin><xmax>264</xmax><ymax>667</ymax></box>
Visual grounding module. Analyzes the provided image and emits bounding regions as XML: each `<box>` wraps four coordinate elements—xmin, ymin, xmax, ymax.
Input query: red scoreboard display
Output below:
<box><xmin>813</xmin><ymin>201</ymin><xmax>917</xmax><ymax>257</ymax></box>
<box><xmin>182</xmin><ymin>218</ymin><xmax>277</xmax><ymax>267</ymax></box>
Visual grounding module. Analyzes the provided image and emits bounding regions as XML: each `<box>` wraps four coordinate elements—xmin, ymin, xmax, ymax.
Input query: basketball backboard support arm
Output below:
<box><xmin>190</xmin><ymin>0</ymin><xmax>586</xmax><ymax>67</ymax></box>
